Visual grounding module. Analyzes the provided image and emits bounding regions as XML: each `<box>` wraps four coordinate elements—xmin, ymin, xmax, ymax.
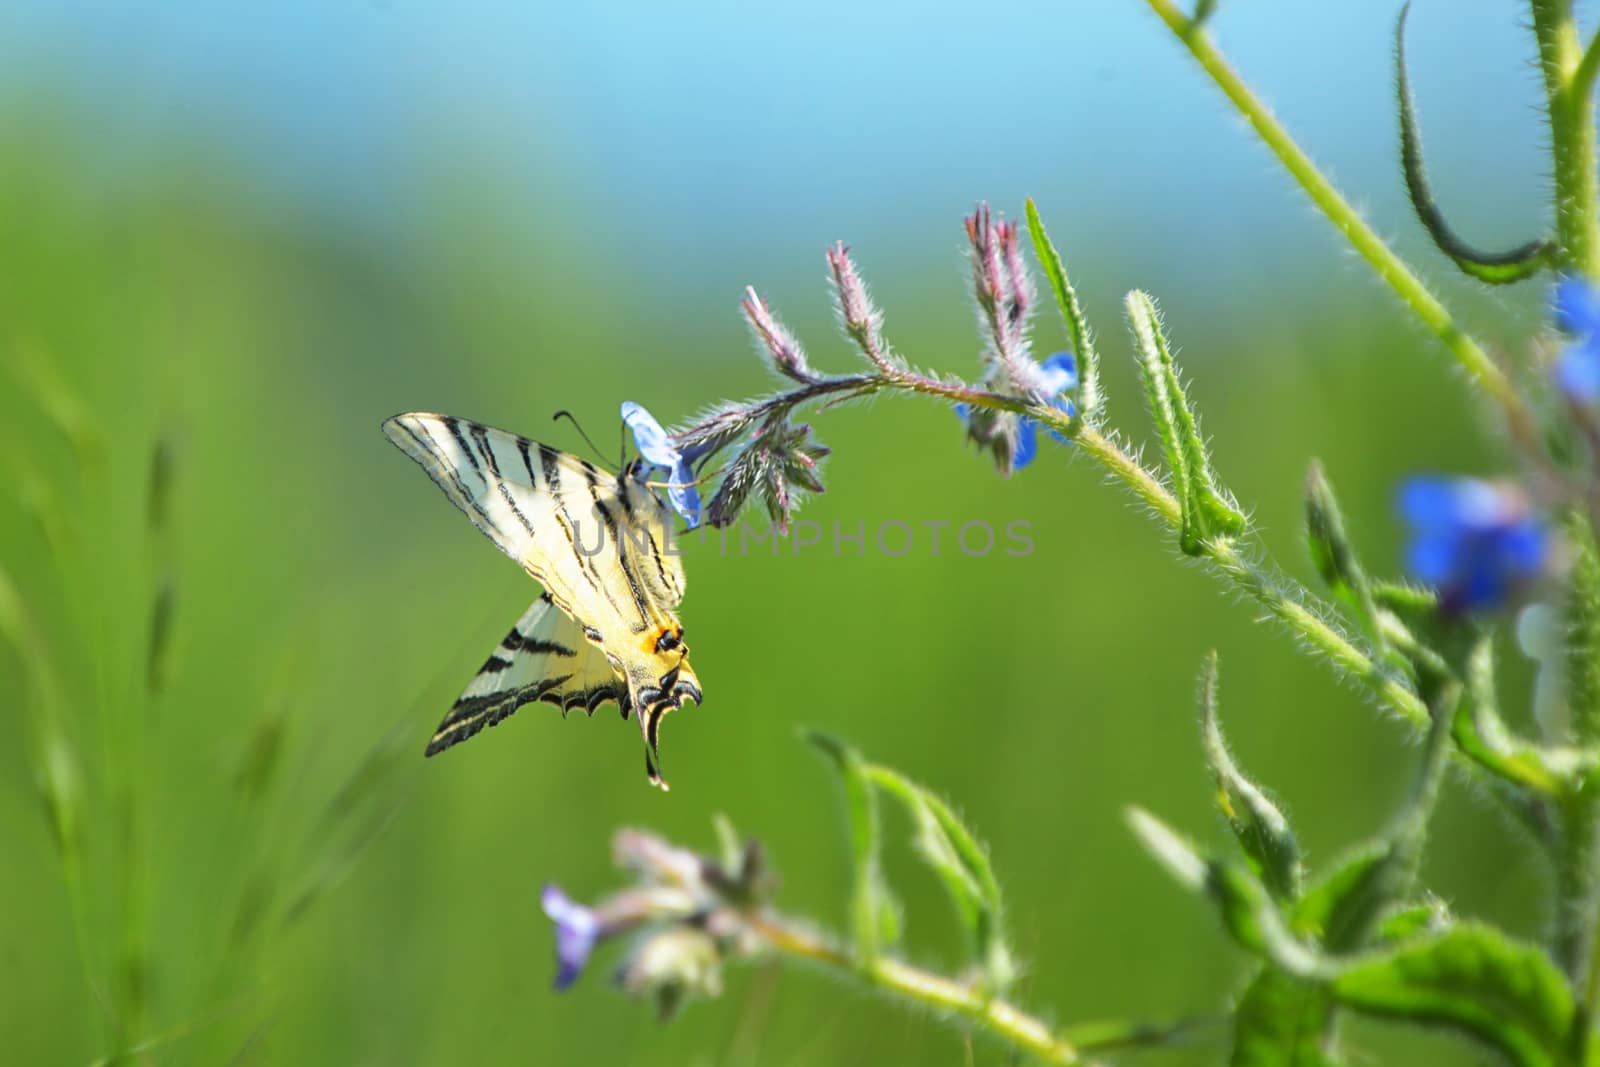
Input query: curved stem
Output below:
<box><xmin>749</xmin><ymin>914</ymin><xmax>1103</xmax><ymax>1065</ymax></box>
<box><xmin>1142</xmin><ymin>0</ymin><xmax>1533</xmax><ymax>438</ymax></box>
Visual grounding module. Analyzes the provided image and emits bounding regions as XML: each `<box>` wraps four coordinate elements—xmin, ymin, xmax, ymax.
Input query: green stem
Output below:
<box><xmin>750</xmin><ymin>915</ymin><xmax>1103</xmax><ymax>1065</ymax></box>
<box><xmin>1391</xmin><ymin>675</ymin><xmax>1460</xmax><ymax>881</ymax></box>
<box><xmin>1532</xmin><ymin>0</ymin><xmax>1600</xmax><ymax>277</ymax></box>
<box><xmin>1142</xmin><ymin>0</ymin><xmax>1532</xmax><ymax>433</ymax></box>
<box><xmin>1563</xmin><ymin>513</ymin><xmax>1600</xmax><ymax>1006</ymax></box>
<box><xmin>1070</xmin><ymin>423</ymin><xmax>1430</xmax><ymax>730</ymax></box>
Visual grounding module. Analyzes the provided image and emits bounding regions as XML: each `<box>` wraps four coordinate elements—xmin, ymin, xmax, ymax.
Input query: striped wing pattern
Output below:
<box><xmin>424</xmin><ymin>593</ymin><xmax>624</xmax><ymax>755</ymax></box>
<box><xmin>383</xmin><ymin>411</ymin><xmax>701</xmax><ymax>787</ymax></box>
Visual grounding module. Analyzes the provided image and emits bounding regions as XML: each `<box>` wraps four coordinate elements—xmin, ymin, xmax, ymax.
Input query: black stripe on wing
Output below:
<box><xmin>425</xmin><ymin>677</ymin><xmax>572</xmax><ymax>756</ymax></box>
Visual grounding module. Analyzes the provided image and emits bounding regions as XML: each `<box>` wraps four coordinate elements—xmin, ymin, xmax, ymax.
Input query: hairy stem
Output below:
<box><xmin>1142</xmin><ymin>0</ymin><xmax>1532</xmax><ymax>435</ymax></box>
<box><xmin>749</xmin><ymin>914</ymin><xmax>1103</xmax><ymax>1065</ymax></box>
<box><xmin>1533</xmin><ymin>0</ymin><xmax>1600</xmax><ymax>277</ymax></box>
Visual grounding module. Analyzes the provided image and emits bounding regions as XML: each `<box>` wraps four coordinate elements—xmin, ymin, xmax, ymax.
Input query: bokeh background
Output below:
<box><xmin>0</xmin><ymin>1</ymin><xmax>1558</xmax><ymax>1063</ymax></box>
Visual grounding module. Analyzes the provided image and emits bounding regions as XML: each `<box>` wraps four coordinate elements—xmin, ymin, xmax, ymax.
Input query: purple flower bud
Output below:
<box><xmin>741</xmin><ymin>287</ymin><xmax>817</xmax><ymax>383</ymax></box>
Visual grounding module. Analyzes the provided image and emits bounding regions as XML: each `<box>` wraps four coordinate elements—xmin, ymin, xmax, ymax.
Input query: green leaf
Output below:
<box><xmin>1024</xmin><ymin>198</ymin><xmax>1101</xmax><ymax>419</ymax></box>
<box><xmin>1230</xmin><ymin>968</ymin><xmax>1338</xmax><ymax>1067</ymax></box>
<box><xmin>1125</xmin><ymin>290</ymin><xmax>1246</xmax><ymax>554</ymax></box>
<box><xmin>1375</xmin><ymin>898</ymin><xmax>1450</xmax><ymax>944</ymax></box>
<box><xmin>1394</xmin><ymin>4</ymin><xmax>1549</xmax><ymax>284</ymax></box>
<box><xmin>1302</xmin><ymin>463</ymin><xmax>1394</xmax><ymax>655</ymax></box>
<box><xmin>804</xmin><ymin>731</ymin><xmax>899</xmax><ymax>964</ymax></box>
<box><xmin>1457</xmin><ymin>636</ymin><xmax>1596</xmax><ymax>797</ymax></box>
<box><xmin>1296</xmin><ymin>843</ymin><xmax>1398</xmax><ymax>954</ymax></box>
<box><xmin>866</xmin><ymin>764</ymin><xmax>1014</xmax><ymax>991</ymax></box>
<box><xmin>1127</xmin><ymin>808</ymin><xmax>1324</xmax><ymax>978</ymax></box>
<box><xmin>1331</xmin><ymin>923</ymin><xmax>1580</xmax><ymax>1067</ymax></box>
<box><xmin>1199</xmin><ymin>652</ymin><xmax>1302</xmax><ymax>899</ymax></box>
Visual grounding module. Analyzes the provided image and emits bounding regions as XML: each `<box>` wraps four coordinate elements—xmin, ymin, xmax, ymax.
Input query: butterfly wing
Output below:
<box><xmin>424</xmin><ymin>593</ymin><xmax>625</xmax><ymax>755</ymax></box>
<box><xmin>384</xmin><ymin>412</ymin><xmax>701</xmax><ymax>785</ymax></box>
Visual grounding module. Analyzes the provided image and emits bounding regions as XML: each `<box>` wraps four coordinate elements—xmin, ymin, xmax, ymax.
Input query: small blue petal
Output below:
<box><xmin>1555</xmin><ymin>276</ymin><xmax>1600</xmax><ymax>338</ymax></box>
<box><xmin>1396</xmin><ymin>477</ymin><xmax>1549</xmax><ymax>612</ymax></box>
<box><xmin>1500</xmin><ymin>521</ymin><xmax>1549</xmax><ymax>573</ymax></box>
<box><xmin>669</xmin><ymin>460</ymin><xmax>702</xmax><ymax>530</ymax></box>
<box><xmin>622</xmin><ymin>401</ymin><xmax>701</xmax><ymax>527</ymax></box>
<box><xmin>1557</xmin><ymin>340</ymin><xmax>1600</xmax><ymax>401</ymax></box>
<box><xmin>1405</xmin><ymin>530</ymin><xmax>1461</xmax><ymax>586</ymax></box>
<box><xmin>1040</xmin><ymin>351</ymin><xmax>1078</xmax><ymax>393</ymax></box>
<box><xmin>954</xmin><ymin>402</ymin><xmax>972</xmax><ymax>422</ymax></box>
<box><xmin>542</xmin><ymin>884</ymin><xmax>600</xmax><ymax>992</ymax></box>
<box><xmin>1012</xmin><ymin>419</ymin><xmax>1039</xmax><ymax>470</ymax></box>
<box><xmin>1398</xmin><ymin>478</ymin><xmax>1458</xmax><ymax>527</ymax></box>
<box><xmin>621</xmin><ymin>401</ymin><xmax>681</xmax><ymax>469</ymax></box>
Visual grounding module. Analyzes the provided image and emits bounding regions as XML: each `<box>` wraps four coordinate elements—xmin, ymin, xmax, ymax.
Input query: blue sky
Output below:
<box><xmin>0</xmin><ymin>1</ymin><xmax>1552</xmax><ymax>305</ymax></box>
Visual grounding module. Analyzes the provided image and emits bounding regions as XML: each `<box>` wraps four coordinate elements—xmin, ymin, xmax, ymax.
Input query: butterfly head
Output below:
<box><xmin>627</xmin><ymin>626</ymin><xmax>701</xmax><ymax>791</ymax></box>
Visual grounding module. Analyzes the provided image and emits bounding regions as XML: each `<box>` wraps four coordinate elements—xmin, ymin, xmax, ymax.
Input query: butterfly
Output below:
<box><xmin>382</xmin><ymin>411</ymin><xmax>702</xmax><ymax>790</ymax></box>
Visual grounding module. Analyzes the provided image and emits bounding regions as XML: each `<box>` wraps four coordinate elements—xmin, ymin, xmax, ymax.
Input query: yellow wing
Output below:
<box><xmin>384</xmin><ymin>412</ymin><xmax>702</xmax><ymax>787</ymax></box>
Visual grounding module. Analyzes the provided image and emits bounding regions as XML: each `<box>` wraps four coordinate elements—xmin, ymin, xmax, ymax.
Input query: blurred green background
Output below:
<box><xmin>0</xmin><ymin>1</ymin><xmax>1558</xmax><ymax>1063</ymax></box>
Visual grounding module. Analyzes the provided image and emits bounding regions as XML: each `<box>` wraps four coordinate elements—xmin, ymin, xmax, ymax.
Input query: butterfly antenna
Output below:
<box><xmin>551</xmin><ymin>410</ymin><xmax>616</xmax><ymax>470</ymax></box>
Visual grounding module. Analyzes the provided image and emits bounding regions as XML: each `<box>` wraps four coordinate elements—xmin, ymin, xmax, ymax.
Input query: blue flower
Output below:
<box><xmin>957</xmin><ymin>351</ymin><xmax>1077</xmax><ymax>472</ymax></box>
<box><xmin>1398</xmin><ymin>478</ymin><xmax>1549</xmax><ymax>612</ymax></box>
<box><xmin>542</xmin><ymin>884</ymin><xmax>601</xmax><ymax>991</ymax></box>
<box><xmin>621</xmin><ymin>401</ymin><xmax>702</xmax><ymax>529</ymax></box>
<box><xmin>1554</xmin><ymin>276</ymin><xmax>1600</xmax><ymax>402</ymax></box>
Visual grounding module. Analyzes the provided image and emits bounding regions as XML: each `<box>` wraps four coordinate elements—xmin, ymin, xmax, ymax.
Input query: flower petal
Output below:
<box><xmin>668</xmin><ymin>460</ymin><xmax>702</xmax><ymax>530</ymax></box>
<box><xmin>1397</xmin><ymin>477</ymin><xmax>1549</xmax><ymax>613</ymax></box>
<box><xmin>541</xmin><ymin>884</ymin><xmax>601</xmax><ymax>991</ymax></box>
<box><xmin>1012</xmin><ymin>418</ymin><xmax>1040</xmax><ymax>471</ymax></box>
<box><xmin>1040</xmin><ymin>351</ymin><xmax>1078</xmax><ymax>394</ymax></box>
<box><xmin>1555</xmin><ymin>276</ymin><xmax>1600</xmax><ymax>338</ymax></box>
<box><xmin>622</xmin><ymin>401</ymin><xmax>682</xmax><ymax>469</ymax></box>
<box><xmin>1557</xmin><ymin>340</ymin><xmax>1600</xmax><ymax>403</ymax></box>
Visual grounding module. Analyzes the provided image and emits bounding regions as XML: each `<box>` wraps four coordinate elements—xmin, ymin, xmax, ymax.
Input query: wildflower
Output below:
<box><xmin>1554</xmin><ymin>276</ymin><xmax>1600</xmax><ymax>402</ymax></box>
<box><xmin>614</xmin><ymin>925</ymin><xmax>723</xmax><ymax>1022</ymax></box>
<box><xmin>621</xmin><ymin>401</ymin><xmax>702</xmax><ymax>528</ymax></box>
<box><xmin>1398</xmin><ymin>478</ymin><xmax>1549</xmax><ymax>612</ymax></box>
<box><xmin>957</xmin><ymin>351</ymin><xmax>1077</xmax><ymax>473</ymax></box>
<box><xmin>541</xmin><ymin>884</ymin><xmax>602</xmax><ymax>991</ymax></box>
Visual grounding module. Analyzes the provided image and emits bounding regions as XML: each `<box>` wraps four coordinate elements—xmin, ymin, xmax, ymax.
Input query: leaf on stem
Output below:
<box><xmin>804</xmin><ymin>730</ymin><xmax>901</xmax><ymax>964</ymax></box>
<box><xmin>1394</xmin><ymin>4</ymin><xmax>1549</xmax><ymax>284</ymax></box>
<box><xmin>1331</xmin><ymin>923</ymin><xmax>1579</xmax><ymax>1067</ymax></box>
<box><xmin>1025</xmin><ymin>198</ymin><xmax>1102</xmax><ymax>419</ymax></box>
<box><xmin>1125</xmin><ymin>291</ymin><xmax>1246</xmax><ymax>553</ymax></box>
<box><xmin>1199</xmin><ymin>652</ymin><xmax>1302</xmax><ymax>900</ymax></box>
<box><xmin>866</xmin><ymin>764</ymin><xmax>1014</xmax><ymax>992</ymax></box>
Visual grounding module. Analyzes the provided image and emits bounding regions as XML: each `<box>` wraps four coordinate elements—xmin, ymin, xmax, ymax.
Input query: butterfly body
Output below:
<box><xmin>383</xmin><ymin>412</ymin><xmax>701</xmax><ymax>789</ymax></box>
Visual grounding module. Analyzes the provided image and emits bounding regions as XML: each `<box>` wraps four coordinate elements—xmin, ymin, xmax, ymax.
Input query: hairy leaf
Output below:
<box><xmin>867</xmin><ymin>764</ymin><xmax>1013</xmax><ymax>991</ymax></box>
<box><xmin>1331</xmin><ymin>923</ymin><xmax>1579</xmax><ymax>1067</ymax></box>
<box><xmin>1025</xmin><ymin>198</ymin><xmax>1101</xmax><ymax>418</ymax></box>
<box><xmin>805</xmin><ymin>731</ymin><xmax>900</xmax><ymax>963</ymax></box>
<box><xmin>1200</xmin><ymin>652</ymin><xmax>1302</xmax><ymax>899</ymax></box>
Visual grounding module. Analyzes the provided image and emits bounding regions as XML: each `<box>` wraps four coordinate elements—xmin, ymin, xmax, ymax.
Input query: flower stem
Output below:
<box><xmin>1533</xmin><ymin>0</ymin><xmax>1600</xmax><ymax>277</ymax></box>
<box><xmin>1141</xmin><ymin>0</ymin><xmax>1530</xmax><ymax>432</ymax></box>
<box><xmin>748</xmin><ymin>914</ymin><xmax>1103</xmax><ymax>1065</ymax></box>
